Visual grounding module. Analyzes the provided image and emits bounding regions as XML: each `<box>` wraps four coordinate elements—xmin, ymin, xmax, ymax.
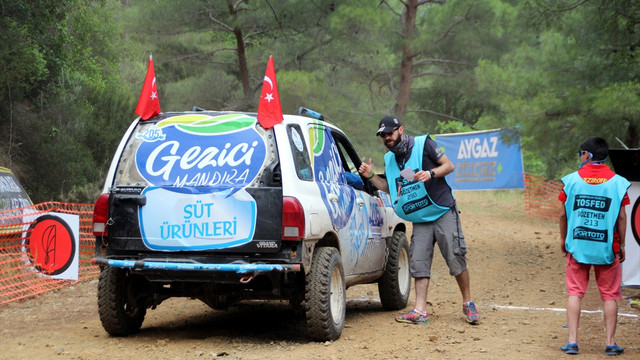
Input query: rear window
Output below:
<box><xmin>113</xmin><ymin>113</ymin><xmax>277</xmax><ymax>193</ymax></box>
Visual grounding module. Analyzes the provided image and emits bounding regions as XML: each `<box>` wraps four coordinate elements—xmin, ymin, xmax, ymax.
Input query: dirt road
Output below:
<box><xmin>1</xmin><ymin>192</ymin><xmax>639</xmax><ymax>359</ymax></box>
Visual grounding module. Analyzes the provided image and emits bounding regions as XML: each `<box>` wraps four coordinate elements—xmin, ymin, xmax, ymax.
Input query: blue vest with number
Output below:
<box><xmin>562</xmin><ymin>171</ymin><xmax>630</xmax><ymax>265</ymax></box>
<box><xmin>384</xmin><ymin>135</ymin><xmax>450</xmax><ymax>223</ymax></box>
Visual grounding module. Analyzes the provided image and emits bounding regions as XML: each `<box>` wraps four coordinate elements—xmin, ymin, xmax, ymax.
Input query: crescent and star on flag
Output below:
<box><xmin>263</xmin><ymin>76</ymin><xmax>274</xmax><ymax>102</ymax></box>
<box><xmin>150</xmin><ymin>78</ymin><xmax>158</xmax><ymax>101</ymax></box>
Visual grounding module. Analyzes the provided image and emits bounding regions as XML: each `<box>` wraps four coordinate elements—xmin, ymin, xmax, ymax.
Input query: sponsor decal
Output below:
<box><xmin>457</xmin><ymin>136</ymin><xmax>499</xmax><ymax>159</ymax></box>
<box><xmin>139</xmin><ymin>187</ymin><xmax>256</xmax><ymax>250</ymax></box>
<box><xmin>435</xmin><ymin>129</ymin><xmax>525</xmax><ymax>190</ymax></box>
<box><xmin>135</xmin><ymin>114</ymin><xmax>267</xmax><ymax>196</ymax></box>
<box><xmin>311</xmin><ymin>126</ymin><xmax>354</xmax><ymax>229</ymax></box>
<box><xmin>291</xmin><ymin>127</ymin><xmax>304</xmax><ymax>152</ymax></box>
<box><xmin>402</xmin><ymin>196</ymin><xmax>432</xmax><ymax>215</ymax></box>
<box><xmin>378</xmin><ymin>191</ymin><xmax>393</xmax><ymax>208</ymax></box>
<box><xmin>455</xmin><ymin>136</ymin><xmax>500</xmax><ymax>182</ymax></box>
<box><xmin>344</xmin><ymin>193</ymin><xmax>369</xmax><ymax>265</ymax></box>
<box><xmin>136</xmin><ymin>125</ymin><xmax>166</xmax><ymax>142</ymax></box>
<box><xmin>25</xmin><ymin>213</ymin><xmax>79</xmax><ymax>279</ymax></box>
<box><xmin>134</xmin><ymin>114</ymin><xmax>266</xmax><ymax>250</ymax></box>
<box><xmin>573</xmin><ymin>194</ymin><xmax>611</xmax><ymax>212</ymax></box>
<box><xmin>631</xmin><ymin>196</ymin><xmax>640</xmax><ymax>244</ymax></box>
<box><xmin>572</xmin><ymin>226</ymin><xmax>608</xmax><ymax>242</ymax></box>
<box><xmin>368</xmin><ymin>197</ymin><xmax>383</xmax><ymax>238</ymax></box>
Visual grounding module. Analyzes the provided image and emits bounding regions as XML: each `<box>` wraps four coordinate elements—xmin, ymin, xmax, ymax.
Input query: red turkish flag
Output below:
<box><xmin>135</xmin><ymin>55</ymin><xmax>161</xmax><ymax>120</ymax></box>
<box><xmin>257</xmin><ymin>56</ymin><xmax>284</xmax><ymax>129</ymax></box>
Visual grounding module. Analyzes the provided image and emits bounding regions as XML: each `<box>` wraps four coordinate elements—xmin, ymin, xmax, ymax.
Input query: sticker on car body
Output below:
<box><xmin>309</xmin><ymin>125</ymin><xmax>355</xmax><ymax>230</ymax></box>
<box><xmin>133</xmin><ymin>114</ymin><xmax>266</xmax><ymax>250</ymax></box>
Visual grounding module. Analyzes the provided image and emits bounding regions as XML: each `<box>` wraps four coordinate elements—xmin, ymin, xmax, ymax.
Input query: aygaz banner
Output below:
<box><xmin>434</xmin><ymin>129</ymin><xmax>524</xmax><ymax>190</ymax></box>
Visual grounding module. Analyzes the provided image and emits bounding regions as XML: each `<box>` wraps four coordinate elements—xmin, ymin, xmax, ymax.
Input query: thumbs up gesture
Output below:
<box><xmin>358</xmin><ymin>158</ymin><xmax>374</xmax><ymax>179</ymax></box>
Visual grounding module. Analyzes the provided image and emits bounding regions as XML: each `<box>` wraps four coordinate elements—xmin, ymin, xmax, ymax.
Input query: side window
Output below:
<box><xmin>287</xmin><ymin>125</ymin><xmax>313</xmax><ymax>180</ymax></box>
<box><xmin>331</xmin><ymin>131</ymin><xmax>365</xmax><ymax>191</ymax></box>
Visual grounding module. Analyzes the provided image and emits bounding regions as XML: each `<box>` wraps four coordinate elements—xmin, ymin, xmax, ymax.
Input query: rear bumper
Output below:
<box><xmin>92</xmin><ymin>257</ymin><xmax>301</xmax><ymax>274</ymax></box>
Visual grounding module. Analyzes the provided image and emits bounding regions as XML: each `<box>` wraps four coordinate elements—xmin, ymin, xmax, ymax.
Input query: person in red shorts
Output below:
<box><xmin>558</xmin><ymin>136</ymin><xmax>630</xmax><ymax>356</ymax></box>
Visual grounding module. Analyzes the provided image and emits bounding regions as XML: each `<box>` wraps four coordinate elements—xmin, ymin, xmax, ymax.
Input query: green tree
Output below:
<box><xmin>0</xmin><ymin>0</ymin><xmax>136</xmax><ymax>202</ymax></box>
<box><xmin>476</xmin><ymin>0</ymin><xmax>640</xmax><ymax>178</ymax></box>
<box><xmin>121</xmin><ymin>0</ymin><xmax>341</xmax><ymax>112</ymax></box>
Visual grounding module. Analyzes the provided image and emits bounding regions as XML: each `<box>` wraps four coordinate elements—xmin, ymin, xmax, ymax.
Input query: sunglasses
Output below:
<box><xmin>578</xmin><ymin>150</ymin><xmax>593</xmax><ymax>158</ymax></box>
<box><xmin>380</xmin><ymin>128</ymin><xmax>399</xmax><ymax>138</ymax></box>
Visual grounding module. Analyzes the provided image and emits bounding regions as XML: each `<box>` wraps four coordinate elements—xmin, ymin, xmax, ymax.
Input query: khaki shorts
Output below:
<box><xmin>409</xmin><ymin>207</ymin><xmax>467</xmax><ymax>278</ymax></box>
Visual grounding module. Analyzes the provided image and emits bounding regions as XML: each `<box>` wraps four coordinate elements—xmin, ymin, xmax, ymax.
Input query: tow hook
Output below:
<box><xmin>239</xmin><ymin>276</ymin><xmax>254</xmax><ymax>283</ymax></box>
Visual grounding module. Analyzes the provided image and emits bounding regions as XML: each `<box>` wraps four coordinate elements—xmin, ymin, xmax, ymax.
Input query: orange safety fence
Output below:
<box><xmin>523</xmin><ymin>173</ymin><xmax>564</xmax><ymax>222</ymax></box>
<box><xmin>0</xmin><ymin>176</ymin><xmax>561</xmax><ymax>304</ymax></box>
<box><xmin>0</xmin><ymin>202</ymin><xmax>98</xmax><ymax>304</ymax></box>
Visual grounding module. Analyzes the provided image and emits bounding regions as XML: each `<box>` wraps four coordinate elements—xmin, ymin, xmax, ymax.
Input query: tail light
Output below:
<box><xmin>282</xmin><ymin>196</ymin><xmax>304</xmax><ymax>241</ymax></box>
<box><xmin>93</xmin><ymin>193</ymin><xmax>110</xmax><ymax>237</ymax></box>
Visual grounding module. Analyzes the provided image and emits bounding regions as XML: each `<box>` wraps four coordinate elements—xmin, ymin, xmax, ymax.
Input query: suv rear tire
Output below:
<box><xmin>97</xmin><ymin>267</ymin><xmax>147</xmax><ymax>336</ymax></box>
<box><xmin>305</xmin><ymin>247</ymin><xmax>346</xmax><ymax>341</ymax></box>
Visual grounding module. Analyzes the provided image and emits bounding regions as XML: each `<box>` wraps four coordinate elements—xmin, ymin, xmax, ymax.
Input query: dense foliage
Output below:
<box><xmin>1</xmin><ymin>0</ymin><xmax>638</xmax><ymax>202</ymax></box>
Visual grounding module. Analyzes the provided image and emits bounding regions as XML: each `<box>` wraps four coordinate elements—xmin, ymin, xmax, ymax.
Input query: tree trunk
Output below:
<box><xmin>233</xmin><ymin>26</ymin><xmax>250</xmax><ymax>99</ymax></box>
<box><xmin>394</xmin><ymin>0</ymin><xmax>418</xmax><ymax>117</ymax></box>
<box><xmin>226</xmin><ymin>0</ymin><xmax>251</xmax><ymax>104</ymax></box>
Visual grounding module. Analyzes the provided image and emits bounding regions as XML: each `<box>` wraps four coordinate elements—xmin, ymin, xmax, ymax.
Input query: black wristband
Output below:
<box><xmin>429</xmin><ymin>170</ymin><xmax>436</xmax><ymax>179</ymax></box>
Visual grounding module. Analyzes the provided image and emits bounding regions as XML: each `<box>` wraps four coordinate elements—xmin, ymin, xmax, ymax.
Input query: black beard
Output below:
<box><xmin>389</xmin><ymin>134</ymin><xmax>410</xmax><ymax>156</ymax></box>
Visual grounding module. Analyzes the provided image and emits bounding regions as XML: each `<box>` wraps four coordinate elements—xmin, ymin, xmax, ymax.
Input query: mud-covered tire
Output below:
<box><xmin>378</xmin><ymin>231</ymin><xmax>411</xmax><ymax>310</ymax></box>
<box><xmin>97</xmin><ymin>267</ymin><xmax>147</xmax><ymax>336</ymax></box>
<box><xmin>305</xmin><ymin>247</ymin><xmax>346</xmax><ymax>341</ymax></box>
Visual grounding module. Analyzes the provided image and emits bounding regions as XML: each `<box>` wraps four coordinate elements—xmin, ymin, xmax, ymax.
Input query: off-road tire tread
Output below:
<box><xmin>305</xmin><ymin>247</ymin><xmax>345</xmax><ymax>341</ymax></box>
<box><xmin>378</xmin><ymin>231</ymin><xmax>410</xmax><ymax>310</ymax></box>
<box><xmin>97</xmin><ymin>267</ymin><xmax>146</xmax><ymax>336</ymax></box>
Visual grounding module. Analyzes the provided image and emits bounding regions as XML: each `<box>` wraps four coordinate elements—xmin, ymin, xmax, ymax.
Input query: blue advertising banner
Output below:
<box><xmin>433</xmin><ymin>129</ymin><xmax>524</xmax><ymax>190</ymax></box>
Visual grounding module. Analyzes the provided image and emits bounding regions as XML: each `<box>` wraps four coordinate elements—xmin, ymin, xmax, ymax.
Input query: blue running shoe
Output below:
<box><xmin>605</xmin><ymin>344</ymin><xmax>623</xmax><ymax>356</ymax></box>
<box><xmin>561</xmin><ymin>343</ymin><xmax>579</xmax><ymax>355</ymax></box>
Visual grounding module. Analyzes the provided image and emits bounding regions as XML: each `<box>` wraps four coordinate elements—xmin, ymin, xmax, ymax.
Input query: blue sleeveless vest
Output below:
<box><xmin>562</xmin><ymin>171</ymin><xmax>630</xmax><ymax>265</ymax></box>
<box><xmin>384</xmin><ymin>135</ymin><xmax>450</xmax><ymax>223</ymax></box>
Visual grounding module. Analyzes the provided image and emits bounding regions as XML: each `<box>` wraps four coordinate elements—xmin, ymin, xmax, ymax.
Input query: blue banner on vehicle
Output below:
<box><xmin>434</xmin><ymin>129</ymin><xmax>524</xmax><ymax>190</ymax></box>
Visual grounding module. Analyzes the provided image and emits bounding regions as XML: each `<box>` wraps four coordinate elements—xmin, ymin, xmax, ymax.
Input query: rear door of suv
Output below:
<box><xmin>105</xmin><ymin>112</ymin><xmax>283</xmax><ymax>255</ymax></box>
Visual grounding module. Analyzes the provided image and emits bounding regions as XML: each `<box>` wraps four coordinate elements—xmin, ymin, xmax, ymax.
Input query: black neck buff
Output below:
<box><xmin>390</xmin><ymin>134</ymin><xmax>413</xmax><ymax>156</ymax></box>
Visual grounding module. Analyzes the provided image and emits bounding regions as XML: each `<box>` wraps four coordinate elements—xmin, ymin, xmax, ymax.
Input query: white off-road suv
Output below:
<box><xmin>92</xmin><ymin>108</ymin><xmax>409</xmax><ymax>341</ymax></box>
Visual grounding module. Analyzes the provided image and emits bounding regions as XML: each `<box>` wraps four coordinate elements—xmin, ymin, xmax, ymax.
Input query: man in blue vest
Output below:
<box><xmin>558</xmin><ymin>136</ymin><xmax>629</xmax><ymax>356</ymax></box>
<box><xmin>358</xmin><ymin>116</ymin><xmax>479</xmax><ymax>325</ymax></box>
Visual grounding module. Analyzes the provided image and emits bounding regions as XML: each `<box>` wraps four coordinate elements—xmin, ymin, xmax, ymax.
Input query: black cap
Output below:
<box><xmin>376</xmin><ymin>116</ymin><xmax>402</xmax><ymax>136</ymax></box>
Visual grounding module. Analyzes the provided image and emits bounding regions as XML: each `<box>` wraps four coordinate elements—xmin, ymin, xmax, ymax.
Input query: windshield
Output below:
<box><xmin>0</xmin><ymin>170</ymin><xmax>32</xmax><ymax>211</ymax></box>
